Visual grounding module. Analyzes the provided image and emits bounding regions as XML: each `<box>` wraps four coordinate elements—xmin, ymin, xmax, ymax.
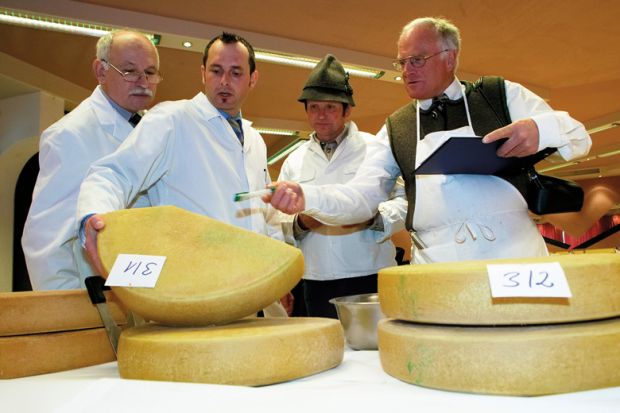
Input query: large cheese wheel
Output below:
<box><xmin>379</xmin><ymin>253</ymin><xmax>620</xmax><ymax>325</ymax></box>
<box><xmin>378</xmin><ymin>317</ymin><xmax>620</xmax><ymax>396</ymax></box>
<box><xmin>0</xmin><ymin>328</ymin><xmax>115</xmax><ymax>379</ymax></box>
<box><xmin>118</xmin><ymin>318</ymin><xmax>344</xmax><ymax>386</ymax></box>
<box><xmin>0</xmin><ymin>290</ymin><xmax>126</xmax><ymax>336</ymax></box>
<box><xmin>97</xmin><ymin>206</ymin><xmax>304</xmax><ymax>326</ymax></box>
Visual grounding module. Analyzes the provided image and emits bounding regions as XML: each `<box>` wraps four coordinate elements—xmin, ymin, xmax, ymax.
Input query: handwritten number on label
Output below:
<box><xmin>106</xmin><ymin>254</ymin><xmax>166</xmax><ymax>288</ymax></box>
<box><xmin>143</xmin><ymin>262</ymin><xmax>156</xmax><ymax>276</ymax></box>
<box><xmin>504</xmin><ymin>272</ymin><xmax>519</xmax><ymax>287</ymax></box>
<box><xmin>123</xmin><ymin>260</ymin><xmax>158</xmax><ymax>276</ymax></box>
<box><xmin>487</xmin><ymin>262</ymin><xmax>571</xmax><ymax>298</ymax></box>
<box><xmin>502</xmin><ymin>270</ymin><xmax>555</xmax><ymax>288</ymax></box>
<box><xmin>535</xmin><ymin>271</ymin><xmax>554</xmax><ymax>288</ymax></box>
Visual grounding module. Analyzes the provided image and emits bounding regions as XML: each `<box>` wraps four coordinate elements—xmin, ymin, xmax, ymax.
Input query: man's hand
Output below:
<box><xmin>483</xmin><ymin>118</ymin><xmax>540</xmax><ymax>157</ymax></box>
<box><xmin>279</xmin><ymin>292</ymin><xmax>294</xmax><ymax>316</ymax></box>
<box><xmin>262</xmin><ymin>181</ymin><xmax>305</xmax><ymax>214</ymax></box>
<box><xmin>84</xmin><ymin>214</ymin><xmax>106</xmax><ymax>276</ymax></box>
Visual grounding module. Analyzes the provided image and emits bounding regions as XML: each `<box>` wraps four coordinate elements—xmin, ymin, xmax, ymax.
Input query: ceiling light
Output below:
<box><xmin>394</xmin><ymin>76</ymin><xmax>402</xmax><ymax>81</ymax></box>
<box><xmin>255</xmin><ymin>49</ymin><xmax>384</xmax><ymax>79</ymax></box>
<box><xmin>267</xmin><ymin>139</ymin><xmax>306</xmax><ymax>165</ymax></box>
<box><xmin>254</xmin><ymin>127</ymin><xmax>300</xmax><ymax>137</ymax></box>
<box><xmin>182</xmin><ymin>41</ymin><xmax>192</xmax><ymax>48</ymax></box>
<box><xmin>0</xmin><ymin>8</ymin><xmax>159</xmax><ymax>44</ymax></box>
<box><xmin>587</xmin><ymin>121</ymin><xmax>619</xmax><ymax>135</ymax></box>
<box><xmin>0</xmin><ymin>8</ymin><xmax>109</xmax><ymax>37</ymax></box>
<box><xmin>538</xmin><ymin>161</ymin><xmax>579</xmax><ymax>173</ymax></box>
<box><xmin>597</xmin><ymin>149</ymin><xmax>620</xmax><ymax>159</ymax></box>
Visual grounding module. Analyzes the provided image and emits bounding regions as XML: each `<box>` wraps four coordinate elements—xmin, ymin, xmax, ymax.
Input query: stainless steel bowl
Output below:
<box><xmin>329</xmin><ymin>293</ymin><xmax>386</xmax><ymax>350</ymax></box>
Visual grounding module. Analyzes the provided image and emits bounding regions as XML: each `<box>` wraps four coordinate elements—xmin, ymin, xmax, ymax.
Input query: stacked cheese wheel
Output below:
<box><xmin>98</xmin><ymin>206</ymin><xmax>344</xmax><ymax>386</ymax></box>
<box><xmin>377</xmin><ymin>252</ymin><xmax>620</xmax><ymax>395</ymax></box>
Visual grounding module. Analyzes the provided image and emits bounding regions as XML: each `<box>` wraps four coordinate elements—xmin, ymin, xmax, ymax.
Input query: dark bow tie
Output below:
<box><xmin>428</xmin><ymin>94</ymin><xmax>449</xmax><ymax>113</ymax></box>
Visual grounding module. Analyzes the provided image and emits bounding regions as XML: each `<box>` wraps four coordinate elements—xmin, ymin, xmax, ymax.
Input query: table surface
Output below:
<box><xmin>2</xmin><ymin>350</ymin><xmax>619</xmax><ymax>413</ymax></box>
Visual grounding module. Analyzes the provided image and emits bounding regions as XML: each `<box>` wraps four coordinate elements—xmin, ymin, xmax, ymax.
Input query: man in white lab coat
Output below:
<box><xmin>76</xmin><ymin>32</ymin><xmax>288</xmax><ymax>311</ymax></box>
<box><xmin>22</xmin><ymin>30</ymin><xmax>160</xmax><ymax>290</ymax></box>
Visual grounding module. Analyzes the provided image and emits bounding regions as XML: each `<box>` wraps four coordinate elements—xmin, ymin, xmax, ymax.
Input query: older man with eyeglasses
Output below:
<box><xmin>22</xmin><ymin>30</ymin><xmax>161</xmax><ymax>290</ymax></box>
<box><xmin>267</xmin><ymin>16</ymin><xmax>591</xmax><ymax>264</ymax></box>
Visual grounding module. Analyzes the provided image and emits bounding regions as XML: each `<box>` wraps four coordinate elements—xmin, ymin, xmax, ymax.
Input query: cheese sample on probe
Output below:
<box><xmin>379</xmin><ymin>253</ymin><xmax>620</xmax><ymax>325</ymax></box>
<box><xmin>378</xmin><ymin>317</ymin><xmax>620</xmax><ymax>396</ymax></box>
<box><xmin>97</xmin><ymin>206</ymin><xmax>304</xmax><ymax>326</ymax></box>
<box><xmin>118</xmin><ymin>318</ymin><xmax>344</xmax><ymax>386</ymax></box>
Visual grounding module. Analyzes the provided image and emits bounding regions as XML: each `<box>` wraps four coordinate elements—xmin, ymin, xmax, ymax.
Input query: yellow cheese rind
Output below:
<box><xmin>378</xmin><ymin>317</ymin><xmax>620</xmax><ymax>395</ymax></box>
<box><xmin>97</xmin><ymin>206</ymin><xmax>304</xmax><ymax>326</ymax></box>
<box><xmin>0</xmin><ymin>328</ymin><xmax>116</xmax><ymax>379</ymax></box>
<box><xmin>0</xmin><ymin>290</ymin><xmax>127</xmax><ymax>336</ymax></box>
<box><xmin>379</xmin><ymin>253</ymin><xmax>620</xmax><ymax>325</ymax></box>
<box><xmin>118</xmin><ymin>318</ymin><xmax>344</xmax><ymax>386</ymax></box>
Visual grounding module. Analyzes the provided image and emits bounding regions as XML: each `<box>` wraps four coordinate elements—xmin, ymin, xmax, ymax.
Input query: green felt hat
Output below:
<box><xmin>298</xmin><ymin>54</ymin><xmax>355</xmax><ymax>106</ymax></box>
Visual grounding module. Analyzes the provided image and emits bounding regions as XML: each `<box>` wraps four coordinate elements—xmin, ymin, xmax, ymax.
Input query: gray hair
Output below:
<box><xmin>96</xmin><ymin>30</ymin><xmax>160</xmax><ymax>65</ymax></box>
<box><xmin>399</xmin><ymin>17</ymin><xmax>461</xmax><ymax>52</ymax></box>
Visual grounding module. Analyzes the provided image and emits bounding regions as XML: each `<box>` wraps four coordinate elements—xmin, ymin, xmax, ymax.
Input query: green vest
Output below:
<box><xmin>386</xmin><ymin>76</ymin><xmax>511</xmax><ymax>231</ymax></box>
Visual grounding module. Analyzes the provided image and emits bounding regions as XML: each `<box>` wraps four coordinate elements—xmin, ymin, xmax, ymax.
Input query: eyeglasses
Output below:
<box><xmin>101</xmin><ymin>60</ymin><xmax>163</xmax><ymax>84</ymax></box>
<box><xmin>392</xmin><ymin>49</ymin><xmax>450</xmax><ymax>71</ymax></box>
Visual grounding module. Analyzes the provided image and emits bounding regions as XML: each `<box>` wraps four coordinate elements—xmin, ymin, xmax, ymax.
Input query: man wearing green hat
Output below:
<box><xmin>278</xmin><ymin>54</ymin><xmax>406</xmax><ymax>318</ymax></box>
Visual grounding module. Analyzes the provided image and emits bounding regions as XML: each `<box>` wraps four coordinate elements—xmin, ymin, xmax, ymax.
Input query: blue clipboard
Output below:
<box><xmin>415</xmin><ymin>136</ymin><xmax>522</xmax><ymax>175</ymax></box>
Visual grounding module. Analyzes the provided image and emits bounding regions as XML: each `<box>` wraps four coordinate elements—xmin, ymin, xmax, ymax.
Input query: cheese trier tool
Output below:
<box><xmin>85</xmin><ymin>276</ymin><xmax>122</xmax><ymax>356</ymax></box>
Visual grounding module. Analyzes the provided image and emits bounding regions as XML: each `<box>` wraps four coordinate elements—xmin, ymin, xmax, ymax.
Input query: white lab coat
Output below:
<box><xmin>301</xmin><ymin>79</ymin><xmax>592</xmax><ymax>264</ymax></box>
<box><xmin>22</xmin><ymin>86</ymin><xmax>139</xmax><ymax>290</ymax></box>
<box><xmin>278</xmin><ymin>122</ymin><xmax>406</xmax><ymax>280</ymax></box>
<box><xmin>77</xmin><ymin>92</ymin><xmax>283</xmax><ymax>248</ymax></box>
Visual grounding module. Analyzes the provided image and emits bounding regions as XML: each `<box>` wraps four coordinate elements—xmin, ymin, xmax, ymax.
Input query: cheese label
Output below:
<box><xmin>487</xmin><ymin>262</ymin><xmax>572</xmax><ymax>298</ymax></box>
<box><xmin>105</xmin><ymin>254</ymin><xmax>166</xmax><ymax>288</ymax></box>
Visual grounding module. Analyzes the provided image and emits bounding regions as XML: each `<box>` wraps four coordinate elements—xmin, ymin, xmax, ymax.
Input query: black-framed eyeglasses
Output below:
<box><xmin>392</xmin><ymin>49</ymin><xmax>450</xmax><ymax>71</ymax></box>
<box><xmin>101</xmin><ymin>60</ymin><xmax>163</xmax><ymax>84</ymax></box>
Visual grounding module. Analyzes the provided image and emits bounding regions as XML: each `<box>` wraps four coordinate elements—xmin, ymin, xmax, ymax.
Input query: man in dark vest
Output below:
<box><xmin>266</xmin><ymin>17</ymin><xmax>591</xmax><ymax>264</ymax></box>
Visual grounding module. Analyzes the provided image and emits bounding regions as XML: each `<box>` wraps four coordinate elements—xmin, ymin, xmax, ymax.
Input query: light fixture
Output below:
<box><xmin>587</xmin><ymin>121</ymin><xmax>619</xmax><ymax>135</ymax></box>
<box><xmin>538</xmin><ymin>161</ymin><xmax>579</xmax><ymax>173</ymax></box>
<box><xmin>0</xmin><ymin>8</ymin><xmax>109</xmax><ymax>37</ymax></box>
<box><xmin>254</xmin><ymin>127</ymin><xmax>300</xmax><ymax>137</ymax></box>
<box><xmin>267</xmin><ymin>139</ymin><xmax>306</xmax><ymax>165</ymax></box>
<box><xmin>255</xmin><ymin>49</ymin><xmax>384</xmax><ymax>79</ymax></box>
<box><xmin>597</xmin><ymin>149</ymin><xmax>620</xmax><ymax>159</ymax></box>
<box><xmin>1</xmin><ymin>8</ymin><xmax>389</xmax><ymax>80</ymax></box>
<box><xmin>0</xmin><ymin>8</ymin><xmax>160</xmax><ymax>44</ymax></box>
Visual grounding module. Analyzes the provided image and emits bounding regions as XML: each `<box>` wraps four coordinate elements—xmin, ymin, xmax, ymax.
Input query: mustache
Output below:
<box><xmin>129</xmin><ymin>87</ymin><xmax>154</xmax><ymax>97</ymax></box>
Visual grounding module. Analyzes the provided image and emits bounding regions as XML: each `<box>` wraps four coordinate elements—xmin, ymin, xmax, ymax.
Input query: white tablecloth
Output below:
<box><xmin>2</xmin><ymin>350</ymin><xmax>619</xmax><ymax>413</ymax></box>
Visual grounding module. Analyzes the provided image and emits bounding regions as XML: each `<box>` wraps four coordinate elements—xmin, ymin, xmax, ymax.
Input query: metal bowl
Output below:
<box><xmin>329</xmin><ymin>293</ymin><xmax>386</xmax><ymax>350</ymax></box>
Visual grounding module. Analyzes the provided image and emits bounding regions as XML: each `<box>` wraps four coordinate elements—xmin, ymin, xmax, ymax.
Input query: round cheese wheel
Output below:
<box><xmin>118</xmin><ymin>318</ymin><xmax>344</xmax><ymax>386</ymax></box>
<box><xmin>379</xmin><ymin>253</ymin><xmax>620</xmax><ymax>325</ymax></box>
<box><xmin>0</xmin><ymin>289</ymin><xmax>126</xmax><ymax>336</ymax></box>
<box><xmin>97</xmin><ymin>206</ymin><xmax>304</xmax><ymax>326</ymax></box>
<box><xmin>378</xmin><ymin>317</ymin><xmax>620</xmax><ymax>396</ymax></box>
<box><xmin>0</xmin><ymin>328</ymin><xmax>115</xmax><ymax>379</ymax></box>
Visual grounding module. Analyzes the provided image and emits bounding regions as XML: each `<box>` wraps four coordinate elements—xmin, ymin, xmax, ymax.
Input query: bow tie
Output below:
<box><xmin>428</xmin><ymin>93</ymin><xmax>449</xmax><ymax>113</ymax></box>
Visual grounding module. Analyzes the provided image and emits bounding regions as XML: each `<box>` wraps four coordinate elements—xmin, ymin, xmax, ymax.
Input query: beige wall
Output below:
<box><xmin>0</xmin><ymin>92</ymin><xmax>64</xmax><ymax>291</ymax></box>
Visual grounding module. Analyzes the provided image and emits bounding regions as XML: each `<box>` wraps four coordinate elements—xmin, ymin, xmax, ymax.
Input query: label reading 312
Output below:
<box><xmin>487</xmin><ymin>262</ymin><xmax>572</xmax><ymax>298</ymax></box>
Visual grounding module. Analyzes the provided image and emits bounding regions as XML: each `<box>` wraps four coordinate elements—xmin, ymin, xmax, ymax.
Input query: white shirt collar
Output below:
<box><xmin>418</xmin><ymin>78</ymin><xmax>463</xmax><ymax>110</ymax></box>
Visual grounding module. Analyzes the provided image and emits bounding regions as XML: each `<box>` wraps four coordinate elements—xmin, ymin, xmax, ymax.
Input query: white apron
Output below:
<box><xmin>411</xmin><ymin>84</ymin><xmax>548</xmax><ymax>264</ymax></box>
